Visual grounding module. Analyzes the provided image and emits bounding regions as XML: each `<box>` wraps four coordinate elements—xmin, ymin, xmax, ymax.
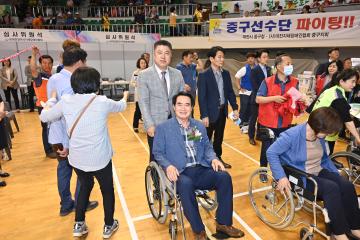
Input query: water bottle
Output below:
<box><xmin>234</xmin><ymin>118</ymin><xmax>241</xmax><ymax>126</ymax></box>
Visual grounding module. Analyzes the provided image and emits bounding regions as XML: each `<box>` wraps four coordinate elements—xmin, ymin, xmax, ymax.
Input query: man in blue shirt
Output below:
<box><xmin>176</xmin><ymin>50</ymin><xmax>199</xmax><ymax>102</ymax></box>
<box><xmin>47</xmin><ymin>47</ymin><xmax>98</xmax><ymax>216</ymax></box>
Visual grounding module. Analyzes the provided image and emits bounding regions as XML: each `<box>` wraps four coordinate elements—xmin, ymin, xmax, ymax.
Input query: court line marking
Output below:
<box><xmin>233</xmin><ymin>211</ymin><xmax>263</xmax><ymax>240</ymax></box>
<box><xmin>223</xmin><ymin>141</ymin><xmax>260</xmax><ymax>166</ymax></box>
<box><xmin>119</xmin><ymin>112</ymin><xmax>262</xmax><ymax>239</ymax></box>
<box><xmin>112</xmin><ymin>163</ymin><xmax>139</xmax><ymax>240</ymax></box>
<box><xmin>131</xmin><ymin>186</ymin><xmax>272</xmax><ymax>222</ymax></box>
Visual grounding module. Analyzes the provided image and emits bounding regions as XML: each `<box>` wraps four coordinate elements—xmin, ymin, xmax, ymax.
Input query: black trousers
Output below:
<box><xmin>312</xmin><ymin>169</ymin><xmax>360</xmax><ymax>235</ymax></box>
<box><xmin>4</xmin><ymin>87</ymin><xmax>20</xmax><ymax>110</ymax></box>
<box><xmin>239</xmin><ymin>94</ymin><xmax>251</xmax><ymax>123</ymax></box>
<box><xmin>327</xmin><ymin>141</ymin><xmax>336</xmax><ymax>155</ymax></box>
<box><xmin>147</xmin><ymin>135</ymin><xmax>155</xmax><ymax>162</ymax></box>
<box><xmin>206</xmin><ymin>108</ymin><xmax>226</xmax><ymax>159</ymax></box>
<box><xmin>74</xmin><ymin>160</ymin><xmax>115</xmax><ymax>226</ymax></box>
<box><xmin>194</xmin><ymin>24</ymin><xmax>201</xmax><ymax>35</ymax></box>
<box><xmin>248</xmin><ymin>103</ymin><xmax>258</xmax><ymax>140</ymax></box>
<box><xmin>132</xmin><ymin>102</ymin><xmax>142</xmax><ymax>129</ymax></box>
<box><xmin>27</xmin><ymin>85</ymin><xmax>35</xmax><ymax>111</ymax></box>
<box><xmin>259</xmin><ymin>124</ymin><xmax>288</xmax><ymax>167</ymax></box>
<box><xmin>37</xmin><ymin>107</ymin><xmax>53</xmax><ymax>154</ymax></box>
<box><xmin>169</xmin><ymin>26</ymin><xmax>177</xmax><ymax>36</ymax></box>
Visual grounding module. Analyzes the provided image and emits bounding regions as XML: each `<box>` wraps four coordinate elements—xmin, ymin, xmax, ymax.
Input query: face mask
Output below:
<box><xmin>284</xmin><ymin>65</ymin><xmax>293</xmax><ymax>76</ymax></box>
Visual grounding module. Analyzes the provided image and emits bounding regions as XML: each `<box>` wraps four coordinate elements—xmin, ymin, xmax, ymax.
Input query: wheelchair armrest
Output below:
<box><xmin>283</xmin><ymin>165</ymin><xmax>312</xmax><ymax>179</ymax></box>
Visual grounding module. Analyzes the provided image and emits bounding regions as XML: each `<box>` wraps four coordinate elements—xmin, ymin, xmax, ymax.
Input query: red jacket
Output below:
<box><xmin>258</xmin><ymin>75</ymin><xmax>299</xmax><ymax>128</ymax></box>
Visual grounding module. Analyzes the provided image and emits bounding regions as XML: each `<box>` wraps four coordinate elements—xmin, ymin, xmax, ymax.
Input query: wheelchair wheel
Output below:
<box><xmin>300</xmin><ymin>227</ymin><xmax>313</xmax><ymax>240</ymax></box>
<box><xmin>196</xmin><ymin>190</ymin><xmax>218</xmax><ymax>211</ymax></box>
<box><xmin>248</xmin><ymin>168</ymin><xmax>295</xmax><ymax>229</ymax></box>
<box><xmin>330</xmin><ymin>151</ymin><xmax>360</xmax><ymax>187</ymax></box>
<box><xmin>145</xmin><ymin>162</ymin><xmax>169</xmax><ymax>224</ymax></box>
<box><xmin>169</xmin><ymin>219</ymin><xmax>177</xmax><ymax>240</ymax></box>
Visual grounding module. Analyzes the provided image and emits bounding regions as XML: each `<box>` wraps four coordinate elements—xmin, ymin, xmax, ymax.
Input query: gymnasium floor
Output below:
<box><xmin>0</xmin><ymin>100</ymin><xmax>351</xmax><ymax>240</ymax></box>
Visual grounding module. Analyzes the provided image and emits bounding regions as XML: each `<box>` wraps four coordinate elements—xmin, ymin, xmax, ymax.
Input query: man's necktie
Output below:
<box><xmin>161</xmin><ymin>71</ymin><xmax>168</xmax><ymax>97</ymax></box>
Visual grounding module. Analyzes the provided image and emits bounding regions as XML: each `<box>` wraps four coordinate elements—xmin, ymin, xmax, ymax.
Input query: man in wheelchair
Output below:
<box><xmin>267</xmin><ymin>107</ymin><xmax>360</xmax><ymax>240</ymax></box>
<box><xmin>153</xmin><ymin>92</ymin><xmax>244</xmax><ymax>239</ymax></box>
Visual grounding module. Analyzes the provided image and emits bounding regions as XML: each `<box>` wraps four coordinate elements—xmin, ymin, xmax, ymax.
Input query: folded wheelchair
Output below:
<box><xmin>248</xmin><ymin>128</ymin><xmax>360</xmax><ymax>240</ymax></box>
<box><xmin>145</xmin><ymin>161</ymin><xmax>218</xmax><ymax>240</ymax></box>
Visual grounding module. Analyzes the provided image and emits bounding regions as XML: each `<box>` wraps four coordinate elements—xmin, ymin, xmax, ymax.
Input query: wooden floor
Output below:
<box><xmin>0</xmin><ymin>100</ymin><xmax>355</xmax><ymax>240</ymax></box>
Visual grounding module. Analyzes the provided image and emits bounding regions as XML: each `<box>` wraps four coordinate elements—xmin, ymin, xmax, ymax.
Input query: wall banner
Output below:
<box><xmin>0</xmin><ymin>28</ymin><xmax>161</xmax><ymax>43</ymax></box>
<box><xmin>209</xmin><ymin>11</ymin><xmax>360</xmax><ymax>42</ymax></box>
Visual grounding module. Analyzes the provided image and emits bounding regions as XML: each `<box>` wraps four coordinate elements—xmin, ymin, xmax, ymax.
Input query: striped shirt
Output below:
<box><xmin>40</xmin><ymin>93</ymin><xmax>127</xmax><ymax>172</ymax></box>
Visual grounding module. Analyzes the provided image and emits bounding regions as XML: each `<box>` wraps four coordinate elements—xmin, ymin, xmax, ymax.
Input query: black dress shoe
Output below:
<box><xmin>0</xmin><ymin>181</ymin><xmax>6</xmax><ymax>187</ymax></box>
<box><xmin>133</xmin><ymin>128</ymin><xmax>139</xmax><ymax>133</ymax></box>
<box><xmin>219</xmin><ymin>158</ymin><xmax>232</xmax><ymax>169</ymax></box>
<box><xmin>249</xmin><ymin>139</ymin><xmax>256</xmax><ymax>145</ymax></box>
<box><xmin>86</xmin><ymin>201</ymin><xmax>99</xmax><ymax>212</ymax></box>
<box><xmin>0</xmin><ymin>172</ymin><xmax>10</xmax><ymax>178</ymax></box>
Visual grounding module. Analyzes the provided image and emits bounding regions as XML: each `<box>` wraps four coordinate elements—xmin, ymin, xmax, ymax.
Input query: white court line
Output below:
<box><xmin>223</xmin><ymin>141</ymin><xmax>260</xmax><ymax>166</ymax></box>
<box><xmin>233</xmin><ymin>186</ymin><xmax>272</xmax><ymax>199</ymax></box>
<box><xmin>112</xmin><ymin>163</ymin><xmax>139</xmax><ymax>240</ymax></box>
<box><xmin>233</xmin><ymin>212</ymin><xmax>262</xmax><ymax>240</ymax></box>
<box><xmin>132</xmin><ymin>214</ymin><xmax>153</xmax><ymax>222</ymax></box>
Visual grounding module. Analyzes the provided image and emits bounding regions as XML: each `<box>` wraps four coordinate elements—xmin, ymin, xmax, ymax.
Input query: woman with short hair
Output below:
<box><xmin>40</xmin><ymin>66</ymin><xmax>129</xmax><ymax>239</ymax></box>
<box><xmin>0</xmin><ymin>59</ymin><xmax>20</xmax><ymax>110</ymax></box>
<box><xmin>267</xmin><ymin>107</ymin><xmax>360</xmax><ymax>240</ymax></box>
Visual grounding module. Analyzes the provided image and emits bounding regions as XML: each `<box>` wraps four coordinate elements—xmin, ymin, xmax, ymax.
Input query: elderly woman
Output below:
<box><xmin>0</xmin><ymin>59</ymin><xmax>20</xmax><ymax>110</ymax></box>
<box><xmin>40</xmin><ymin>67</ymin><xmax>128</xmax><ymax>239</ymax></box>
<box><xmin>267</xmin><ymin>107</ymin><xmax>360</xmax><ymax>240</ymax></box>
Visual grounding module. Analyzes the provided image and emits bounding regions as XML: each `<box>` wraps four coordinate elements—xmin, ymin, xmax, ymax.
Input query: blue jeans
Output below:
<box><xmin>57</xmin><ymin>158</ymin><xmax>80</xmax><ymax>211</ymax></box>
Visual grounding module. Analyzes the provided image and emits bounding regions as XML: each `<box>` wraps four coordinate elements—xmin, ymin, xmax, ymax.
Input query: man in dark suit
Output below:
<box><xmin>248</xmin><ymin>49</ymin><xmax>272</xmax><ymax>145</ymax></box>
<box><xmin>315</xmin><ymin>47</ymin><xmax>341</xmax><ymax>77</ymax></box>
<box><xmin>198</xmin><ymin>46</ymin><xmax>239</xmax><ymax>169</ymax></box>
<box><xmin>153</xmin><ymin>91</ymin><xmax>244</xmax><ymax>240</ymax></box>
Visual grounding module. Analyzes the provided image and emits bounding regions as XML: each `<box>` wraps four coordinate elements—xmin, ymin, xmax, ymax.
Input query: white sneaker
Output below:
<box><xmin>103</xmin><ymin>219</ymin><xmax>119</xmax><ymax>239</ymax></box>
<box><xmin>73</xmin><ymin>221</ymin><xmax>88</xmax><ymax>237</ymax></box>
<box><xmin>241</xmin><ymin>125</ymin><xmax>248</xmax><ymax>134</ymax></box>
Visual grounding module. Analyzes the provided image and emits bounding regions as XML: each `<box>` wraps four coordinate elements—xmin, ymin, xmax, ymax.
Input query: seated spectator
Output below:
<box><xmin>272</xmin><ymin>0</ymin><xmax>283</xmax><ymax>11</ymax></box>
<box><xmin>243</xmin><ymin>10</ymin><xmax>250</xmax><ymax>17</ymax></box>
<box><xmin>0</xmin><ymin>95</ymin><xmax>10</xmax><ymax>187</ymax></box>
<box><xmin>46</xmin><ymin>15</ymin><xmax>57</xmax><ymax>25</ymax></box>
<box><xmin>212</xmin><ymin>5</ymin><xmax>218</xmax><ymax>14</ymax></box>
<box><xmin>276</xmin><ymin>6</ymin><xmax>284</xmax><ymax>16</ymax></box>
<box><xmin>323</xmin><ymin>0</ymin><xmax>333</xmax><ymax>7</ymax></box>
<box><xmin>32</xmin><ymin>14</ymin><xmax>44</xmax><ymax>29</ymax></box>
<box><xmin>317</xmin><ymin>4</ymin><xmax>326</xmax><ymax>12</ymax></box>
<box><xmin>40</xmin><ymin>67</ymin><xmax>129</xmax><ymax>239</ymax></box>
<box><xmin>2</xmin><ymin>11</ymin><xmax>12</xmax><ymax>25</ymax></box>
<box><xmin>302</xmin><ymin>5</ymin><xmax>311</xmax><ymax>14</ymax></box>
<box><xmin>134</xmin><ymin>8</ymin><xmax>145</xmax><ymax>24</ymax></box>
<box><xmin>24</xmin><ymin>12</ymin><xmax>33</xmax><ymax>26</ymax></box>
<box><xmin>311</xmin><ymin>0</ymin><xmax>321</xmax><ymax>8</ymax></box>
<box><xmin>65</xmin><ymin>12</ymin><xmax>74</xmax><ymax>25</ymax></box>
<box><xmin>153</xmin><ymin>92</ymin><xmax>244</xmax><ymax>240</ymax></box>
<box><xmin>253</xmin><ymin>8</ymin><xmax>261</xmax><ymax>17</ymax></box>
<box><xmin>285</xmin><ymin>0</ymin><xmax>296</xmax><ymax>9</ymax></box>
<box><xmin>74</xmin><ymin>12</ymin><xmax>84</xmax><ymax>25</ymax></box>
<box><xmin>267</xmin><ymin>107</ymin><xmax>360</xmax><ymax>240</ymax></box>
<box><xmin>234</xmin><ymin>3</ymin><xmax>240</xmax><ymax>13</ymax></box>
<box><xmin>265</xmin><ymin>10</ymin><xmax>272</xmax><ymax>16</ymax></box>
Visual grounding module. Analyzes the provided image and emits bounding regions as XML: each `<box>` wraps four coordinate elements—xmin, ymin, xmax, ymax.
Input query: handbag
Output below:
<box><xmin>68</xmin><ymin>95</ymin><xmax>97</xmax><ymax>139</ymax></box>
